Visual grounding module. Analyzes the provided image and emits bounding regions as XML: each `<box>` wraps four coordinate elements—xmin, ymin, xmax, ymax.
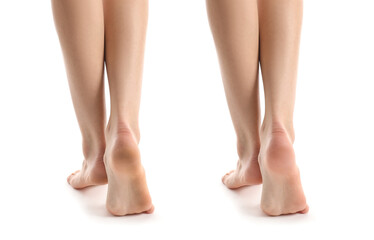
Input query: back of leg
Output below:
<box><xmin>52</xmin><ymin>0</ymin><xmax>106</xmax><ymax>157</ymax></box>
<box><xmin>257</xmin><ymin>0</ymin><xmax>308</xmax><ymax>216</ymax></box>
<box><xmin>52</xmin><ymin>0</ymin><xmax>107</xmax><ymax>189</ymax></box>
<box><xmin>258</xmin><ymin>0</ymin><xmax>303</xmax><ymax>138</ymax></box>
<box><xmin>206</xmin><ymin>0</ymin><xmax>262</xmax><ymax>189</ymax></box>
<box><xmin>102</xmin><ymin>0</ymin><xmax>153</xmax><ymax>216</ymax></box>
<box><xmin>206</xmin><ymin>0</ymin><xmax>261</xmax><ymax>159</ymax></box>
<box><xmin>103</xmin><ymin>0</ymin><xmax>148</xmax><ymax>140</ymax></box>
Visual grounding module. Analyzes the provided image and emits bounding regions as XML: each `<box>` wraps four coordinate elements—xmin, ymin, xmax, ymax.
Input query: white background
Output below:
<box><xmin>1</xmin><ymin>0</ymin><xmax>373</xmax><ymax>239</ymax></box>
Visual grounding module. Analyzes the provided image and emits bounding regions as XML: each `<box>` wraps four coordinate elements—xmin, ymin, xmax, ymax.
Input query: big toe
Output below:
<box><xmin>222</xmin><ymin>170</ymin><xmax>234</xmax><ymax>182</ymax></box>
<box><xmin>145</xmin><ymin>205</ymin><xmax>155</xmax><ymax>214</ymax></box>
<box><xmin>67</xmin><ymin>171</ymin><xmax>86</xmax><ymax>189</ymax></box>
<box><xmin>67</xmin><ymin>170</ymin><xmax>80</xmax><ymax>184</ymax></box>
<box><xmin>298</xmin><ymin>204</ymin><xmax>309</xmax><ymax>214</ymax></box>
<box><xmin>222</xmin><ymin>170</ymin><xmax>237</xmax><ymax>188</ymax></box>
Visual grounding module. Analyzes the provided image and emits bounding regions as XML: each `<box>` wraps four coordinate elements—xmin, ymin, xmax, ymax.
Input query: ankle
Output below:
<box><xmin>106</xmin><ymin>118</ymin><xmax>140</xmax><ymax>143</ymax></box>
<box><xmin>261</xmin><ymin>120</ymin><xmax>295</xmax><ymax>143</ymax></box>
<box><xmin>82</xmin><ymin>139</ymin><xmax>106</xmax><ymax>161</ymax></box>
<box><xmin>237</xmin><ymin>141</ymin><xmax>260</xmax><ymax>162</ymax></box>
<box><xmin>104</xmin><ymin>120</ymin><xmax>141</xmax><ymax>168</ymax></box>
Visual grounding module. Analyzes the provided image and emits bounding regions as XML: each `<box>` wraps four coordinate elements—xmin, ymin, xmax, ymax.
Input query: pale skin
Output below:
<box><xmin>206</xmin><ymin>0</ymin><xmax>308</xmax><ymax>216</ymax></box>
<box><xmin>52</xmin><ymin>0</ymin><xmax>153</xmax><ymax>215</ymax></box>
<box><xmin>52</xmin><ymin>0</ymin><xmax>307</xmax><ymax>217</ymax></box>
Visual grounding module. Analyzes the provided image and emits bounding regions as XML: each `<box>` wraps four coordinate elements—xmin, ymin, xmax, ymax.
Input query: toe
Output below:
<box><xmin>222</xmin><ymin>170</ymin><xmax>236</xmax><ymax>187</ymax></box>
<box><xmin>222</xmin><ymin>170</ymin><xmax>234</xmax><ymax>184</ymax></box>
<box><xmin>67</xmin><ymin>173</ymin><xmax>74</xmax><ymax>184</ymax></box>
<box><xmin>145</xmin><ymin>205</ymin><xmax>155</xmax><ymax>214</ymax></box>
<box><xmin>69</xmin><ymin>175</ymin><xmax>80</xmax><ymax>189</ymax></box>
<box><xmin>68</xmin><ymin>171</ymin><xmax>86</xmax><ymax>189</ymax></box>
<box><xmin>298</xmin><ymin>204</ymin><xmax>309</xmax><ymax>214</ymax></box>
<box><xmin>67</xmin><ymin>173</ymin><xmax>76</xmax><ymax>185</ymax></box>
<box><xmin>67</xmin><ymin>170</ymin><xmax>80</xmax><ymax>184</ymax></box>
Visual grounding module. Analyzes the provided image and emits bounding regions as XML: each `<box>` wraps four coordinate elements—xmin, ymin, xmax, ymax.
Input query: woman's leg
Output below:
<box><xmin>258</xmin><ymin>0</ymin><xmax>308</xmax><ymax>215</ymax></box>
<box><xmin>206</xmin><ymin>0</ymin><xmax>262</xmax><ymax>188</ymax></box>
<box><xmin>52</xmin><ymin>0</ymin><xmax>107</xmax><ymax>189</ymax></box>
<box><xmin>103</xmin><ymin>0</ymin><xmax>153</xmax><ymax>216</ymax></box>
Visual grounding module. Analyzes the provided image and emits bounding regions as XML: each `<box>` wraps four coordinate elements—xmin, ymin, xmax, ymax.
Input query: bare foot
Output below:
<box><xmin>104</xmin><ymin>124</ymin><xmax>154</xmax><ymax>216</ymax></box>
<box><xmin>67</xmin><ymin>158</ymin><xmax>108</xmax><ymax>189</ymax></box>
<box><xmin>222</xmin><ymin>157</ymin><xmax>262</xmax><ymax>189</ymax></box>
<box><xmin>259</xmin><ymin>125</ymin><xmax>308</xmax><ymax>216</ymax></box>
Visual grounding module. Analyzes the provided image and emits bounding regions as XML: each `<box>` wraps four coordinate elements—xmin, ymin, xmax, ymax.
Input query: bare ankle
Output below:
<box><xmin>236</xmin><ymin>135</ymin><xmax>260</xmax><ymax>161</ymax></box>
<box><xmin>237</xmin><ymin>144</ymin><xmax>260</xmax><ymax>162</ymax></box>
<box><xmin>259</xmin><ymin>121</ymin><xmax>298</xmax><ymax>175</ymax></box>
<box><xmin>106</xmin><ymin>119</ymin><xmax>140</xmax><ymax>143</ymax></box>
<box><xmin>82</xmin><ymin>139</ymin><xmax>105</xmax><ymax>162</ymax></box>
<box><xmin>261</xmin><ymin>120</ymin><xmax>295</xmax><ymax>143</ymax></box>
<box><xmin>104</xmin><ymin>122</ymin><xmax>142</xmax><ymax>173</ymax></box>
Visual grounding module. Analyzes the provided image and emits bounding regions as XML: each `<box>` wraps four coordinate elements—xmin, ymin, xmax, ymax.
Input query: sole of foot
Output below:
<box><xmin>222</xmin><ymin>157</ymin><xmax>263</xmax><ymax>189</ymax></box>
<box><xmin>259</xmin><ymin>127</ymin><xmax>308</xmax><ymax>216</ymax></box>
<box><xmin>104</xmin><ymin>127</ymin><xmax>154</xmax><ymax>216</ymax></box>
<box><xmin>67</xmin><ymin>158</ymin><xmax>108</xmax><ymax>189</ymax></box>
